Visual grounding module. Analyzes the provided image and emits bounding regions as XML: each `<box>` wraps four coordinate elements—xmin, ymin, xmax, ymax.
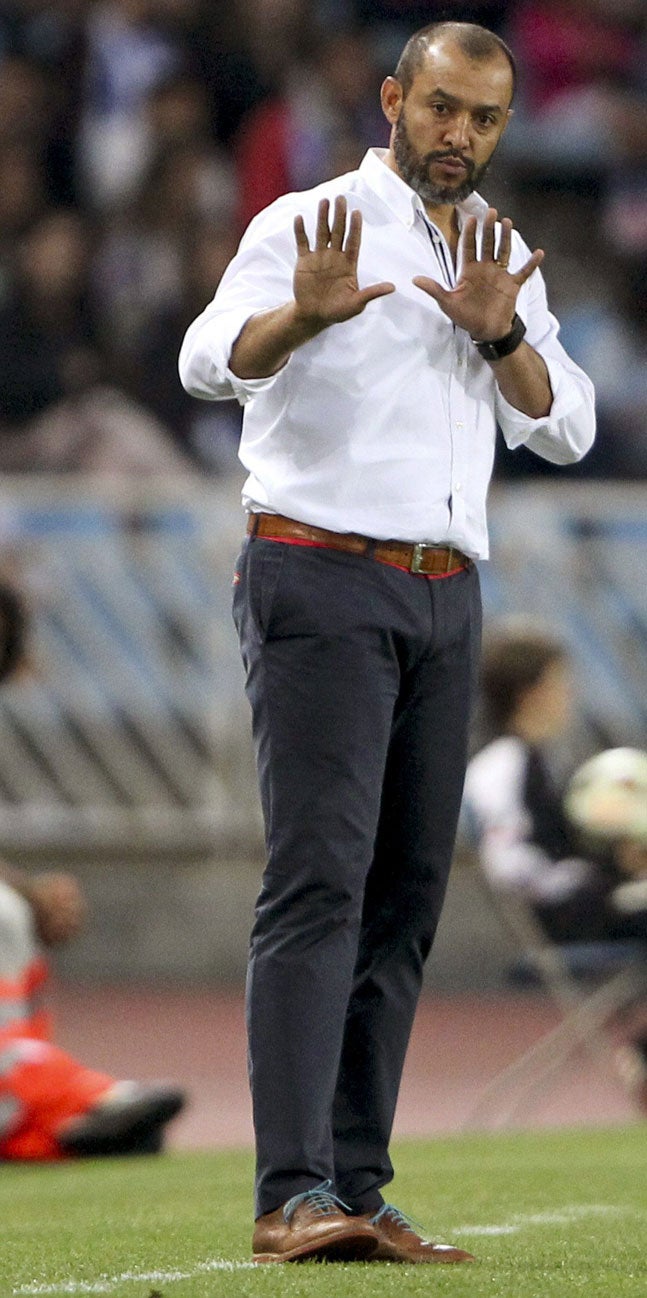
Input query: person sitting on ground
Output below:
<box><xmin>0</xmin><ymin>579</ymin><xmax>187</xmax><ymax>1160</ymax></box>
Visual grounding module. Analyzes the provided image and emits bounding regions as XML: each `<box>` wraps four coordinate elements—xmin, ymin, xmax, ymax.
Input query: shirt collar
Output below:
<box><xmin>358</xmin><ymin>147</ymin><xmax>489</xmax><ymax>231</ymax></box>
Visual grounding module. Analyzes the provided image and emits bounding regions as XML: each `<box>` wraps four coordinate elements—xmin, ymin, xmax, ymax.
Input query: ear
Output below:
<box><xmin>380</xmin><ymin>76</ymin><xmax>404</xmax><ymax>126</ymax></box>
<box><xmin>501</xmin><ymin>107</ymin><xmax>514</xmax><ymax>136</ymax></box>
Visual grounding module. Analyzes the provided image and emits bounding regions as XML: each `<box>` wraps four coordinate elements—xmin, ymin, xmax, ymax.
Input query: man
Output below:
<box><xmin>180</xmin><ymin>22</ymin><xmax>595</xmax><ymax>1264</ymax></box>
<box><xmin>0</xmin><ymin>580</ymin><xmax>187</xmax><ymax>1159</ymax></box>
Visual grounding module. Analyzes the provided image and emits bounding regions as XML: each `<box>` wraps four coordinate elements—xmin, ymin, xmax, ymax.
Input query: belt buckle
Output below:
<box><xmin>410</xmin><ymin>542</ymin><xmax>434</xmax><ymax>573</ymax></box>
<box><xmin>410</xmin><ymin>543</ymin><xmax>455</xmax><ymax>574</ymax></box>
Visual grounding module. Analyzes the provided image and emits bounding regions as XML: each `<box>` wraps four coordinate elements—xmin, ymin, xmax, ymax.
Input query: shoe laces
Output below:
<box><xmin>373</xmin><ymin>1204</ymin><xmax>427</xmax><ymax>1237</ymax></box>
<box><xmin>283</xmin><ymin>1180</ymin><xmax>351</xmax><ymax>1224</ymax></box>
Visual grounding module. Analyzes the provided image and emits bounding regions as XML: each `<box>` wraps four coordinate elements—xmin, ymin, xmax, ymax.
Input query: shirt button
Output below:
<box><xmin>455</xmin><ymin>421</ymin><xmax>464</xmax><ymax>429</ymax></box>
<box><xmin>454</xmin><ymin>482</ymin><xmax>462</xmax><ymax>491</ymax></box>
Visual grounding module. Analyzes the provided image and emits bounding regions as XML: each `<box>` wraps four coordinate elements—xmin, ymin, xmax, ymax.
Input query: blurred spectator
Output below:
<box><xmin>317</xmin><ymin>2</ymin><xmax>515</xmax><ymax>69</ymax></box>
<box><xmin>131</xmin><ymin>217</ymin><xmax>243</xmax><ymax>470</ymax></box>
<box><xmin>0</xmin><ymin>1</ymin><xmax>644</xmax><ymax>479</ymax></box>
<box><xmin>502</xmin><ymin>0</ymin><xmax>646</xmax><ymax>183</ymax></box>
<box><xmin>77</xmin><ymin>0</ymin><xmax>185</xmax><ymax>210</ymax></box>
<box><xmin>0</xmin><ymin>207</ymin><xmax>194</xmax><ymax>473</ymax></box>
<box><xmin>0</xmin><ymin>18</ymin><xmax>87</xmax><ymax>207</ymax></box>
<box><xmin>235</xmin><ymin>25</ymin><xmax>388</xmax><ymax>227</ymax></box>
<box><xmin>0</xmin><ymin>208</ymin><xmax>100</xmax><ymax>429</ymax></box>
<box><xmin>0</xmin><ymin>143</ymin><xmax>47</xmax><ymax>295</ymax></box>
<box><xmin>464</xmin><ymin>618</ymin><xmax>647</xmax><ymax>947</ymax></box>
<box><xmin>93</xmin><ymin>130</ymin><xmax>236</xmax><ymax>362</ymax></box>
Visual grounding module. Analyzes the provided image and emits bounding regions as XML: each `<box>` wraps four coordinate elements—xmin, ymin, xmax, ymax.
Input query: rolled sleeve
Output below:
<box><xmin>495</xmin><ymin>258</ymin><xmax>596</xmax><ymax>465</ymax></box>
<box><xmin>178</xmin><ymin>205</ymin><xmax>297</xmax><ymax>405</ymax></box>
<box><xmin>496</xmin><ymin>350</ymin><xmax>596</xmax><ymax>464</ymax></box>
<box><xmin>179</xmin><ymin>306</ymin><xmax>286</xmax><ymax>404</ymax></box>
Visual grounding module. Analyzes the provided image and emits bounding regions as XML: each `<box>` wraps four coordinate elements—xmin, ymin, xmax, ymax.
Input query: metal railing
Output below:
<box><xmin>0</xmin><ymin>475</ymin><xmax>644</xmax><ymax>858</ymax></box>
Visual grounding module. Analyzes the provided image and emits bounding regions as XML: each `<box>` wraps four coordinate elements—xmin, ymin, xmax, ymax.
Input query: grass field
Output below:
<box><xmin>3</xmin><ymin>1125</ymin><xmax>646</xmax><ymax>1298</ymax></box>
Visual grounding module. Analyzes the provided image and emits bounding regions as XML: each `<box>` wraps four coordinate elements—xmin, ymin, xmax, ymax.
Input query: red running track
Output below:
<box><xmin>50</xmin><ymin>986</ymin><xmax>643</xmax><ymax>1149</ymax></box>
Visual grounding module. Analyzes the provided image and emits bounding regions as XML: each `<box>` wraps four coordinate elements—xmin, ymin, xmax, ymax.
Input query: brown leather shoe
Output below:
<box><xmin>252</xmin><ymin>1181</ymin><xmax>379</xmax><ymax>1263</ymax></box>
<box><xmin>356</xmin><ymin>1204</ymin><xmax>475</xmax><ymax>1263</ymax></box>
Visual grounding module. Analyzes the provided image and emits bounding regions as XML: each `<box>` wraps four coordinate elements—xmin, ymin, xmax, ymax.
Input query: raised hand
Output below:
<box><xmin>413</xmin><ymin>207</ymin><xmax>544</xmax><ymax>342</ymax></box>
<box><xmin>293</xmin><ymin>196</ymin><xmax>395</xmax><ymax>327</ymax></box>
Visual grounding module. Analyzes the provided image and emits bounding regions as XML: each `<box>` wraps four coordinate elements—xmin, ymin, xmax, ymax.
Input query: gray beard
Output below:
<box><xmin>392</xmin><ymin>112</ymin><xmax>490</xmax><ymax>205</ymax></box>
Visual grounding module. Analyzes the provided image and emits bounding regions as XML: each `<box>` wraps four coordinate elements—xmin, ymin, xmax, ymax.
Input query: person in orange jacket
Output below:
<box><xmin>0</xmin><ymin>580</ymin><xmax>186</xmax><ymax>1160</ymax></box>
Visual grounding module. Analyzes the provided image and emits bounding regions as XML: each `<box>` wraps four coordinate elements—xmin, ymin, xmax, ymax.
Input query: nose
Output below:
<box><xmin>441</xmin><ymin>111</ymin><xmax>471</xmax><ymax>152</ymax></box>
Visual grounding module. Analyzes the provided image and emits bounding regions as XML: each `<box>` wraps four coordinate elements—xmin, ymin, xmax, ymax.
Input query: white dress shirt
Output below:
<box><xmin>179</xmin><ymin>149</ymin><xmax>595</xmax><ymax>559</ymax></box>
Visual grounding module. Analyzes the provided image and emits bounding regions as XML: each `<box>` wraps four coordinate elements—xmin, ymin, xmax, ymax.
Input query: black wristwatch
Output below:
<box><xmin>472</xmin><ymin>313</ymin><xmax>527</xmax><ymax>361</ymax></box>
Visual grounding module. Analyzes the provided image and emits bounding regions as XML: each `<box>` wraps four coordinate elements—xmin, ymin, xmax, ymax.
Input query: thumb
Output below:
<box><xmin>413</xmin><ymin>275</ymin><xmax>450</xmax><ymax>305</ymax></box>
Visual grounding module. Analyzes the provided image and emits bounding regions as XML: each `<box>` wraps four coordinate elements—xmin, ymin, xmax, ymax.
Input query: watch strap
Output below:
<box><xmin>472</xmin><ymin>313</ymin><xmax>527</xmax><ymax>361</ymax></box>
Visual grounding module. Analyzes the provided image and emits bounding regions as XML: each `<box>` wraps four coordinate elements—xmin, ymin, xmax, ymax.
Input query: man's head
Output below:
<box><xmin>381</xmin><ymin>22</ymin><xmax>516</xmax><ymax>206</ymax></box>
<box><xmin>479</xmin><ymin>619</ymin><xmax>572</xmax><ymax>741</ymax></box>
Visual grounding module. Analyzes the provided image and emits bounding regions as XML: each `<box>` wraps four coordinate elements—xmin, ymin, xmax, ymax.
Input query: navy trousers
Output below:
<box><xmin>233</xmin><ymin>535</ymin><xmax>482</xmax><ymax>1218</ymax></box>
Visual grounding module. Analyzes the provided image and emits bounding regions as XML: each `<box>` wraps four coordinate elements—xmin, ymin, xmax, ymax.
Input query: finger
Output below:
<box><xmin>356</xmin><ymin>281</ymin><xmax>396</xmax><ymax>308</ymax></box>
<box><xmin>496</xmin><ymin>217</ymin><xmax>512</xmax><ymax>268</ymax></box>
<box><xmin>462</xmin><ymin>216</ymin><xmax>479</xmax><ymax>266</ymax></box>
<box><xmin>329</xmin><ymin>195</ymin><xmax>348</xmax><ymax>251</ymax></box>
<box><xmin>344</xmin><ymin>208</ymin><xmax>363</xmax><ymax>264</ymax></box>
<box><xmin>481</xmin><ymin>207</ymin><xmax>497</xmax><ymax>261</ymax></box>
<box><xmin>513</xmin><ymin>248</ymin><xmax>544</xmax><ymax>286</ymax></box>
<box><xmin>315</xmin><ymin>198</ymin><xmax>331</xmax><ymax>250</ymax></box>
<box><xmin>294</xmin><ymin>214</ymin><xmax>310</xmax><ymax>255</ymax></box>
<box><xmin>413</xmin><ymin>275</ymin><xmax>451</xmax><ymax>306</ymax></box>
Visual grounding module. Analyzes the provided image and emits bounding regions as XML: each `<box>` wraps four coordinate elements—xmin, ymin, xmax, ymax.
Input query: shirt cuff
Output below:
<box><xmin>224</xmin><ymin>308</ymin><xmax>288</xmax><ymax>404</ymax></box>
<box><xmin>223</xmin><ymin>363</ymin><xmax>285</xmax><ymax>404</ymax></box>
<box><xmin>496</xmin><ymin>354</ymin><xmax>569</xmax><ymax>444</ymax></box>
<box><xmin>496</xmin><ymin>353</ymin><xmax>595</xmax><ymax>464</ymax></box>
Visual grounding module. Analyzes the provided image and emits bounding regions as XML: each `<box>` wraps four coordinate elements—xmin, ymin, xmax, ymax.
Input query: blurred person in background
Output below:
<box><xmin>76</xmin><ymin>0</ymin><xmax>184</xmax><ymax>212</ymax></box>
<box><xmin>463</xmin><ymin>617</ymin><xmax>647</xmax><ymax>1107</ymax></box>
<box><xmin>133</xmin><ymin>216</ymin><xmax>243</xmax><ymax>470</ymax></box>
<box><xmin>0</xmin><ymin>576</ymin><xmax>187</xmax><ymax>1160</ymax></box>
<box><xmin>180</xmin><ymin>20</ymin><xmax>595</xmax><ymax>1265</ymax></box>
<box><xmin>502</xmin><ymin>0</ymin><xmax>645</xmax><ymax>179</ymax></box>
<box><xmin>235</xmin><ymin>26</ymin><xmax>389</xmax><ymax>228</ymax></box>
<box><xmin>94</xmin><ymin>70</ymin><xmax>236</xmax><ymax>376</ymax></box>
<box><xmin>0</xmin><ymin>206</ymin><xmax>195</xmax><ymax>472</ymax></box>
<box><xmin>464</xmin><ymin>620</ymin><xmax>645</xmax><ymax>945</ymax></box>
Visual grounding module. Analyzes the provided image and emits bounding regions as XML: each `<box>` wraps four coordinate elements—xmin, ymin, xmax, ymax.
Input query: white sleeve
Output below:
<box><xmin>495</xmin><ymin>239</ymin><xmax>596</xmax><ymax>465</ymax></box>
<box><xmin>178</xmin><ymin>204</ymin><xmax>298</xmax><ymax>405</ymax></box>
<box><xmin>464</xmin><ymin>739</ymin><xmax>594</xmax><ymax>903</ymax></box>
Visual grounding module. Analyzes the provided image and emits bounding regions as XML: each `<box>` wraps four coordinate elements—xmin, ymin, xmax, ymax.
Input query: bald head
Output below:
<box><xmin>395</xmin><ymin>21</ymin><xmax>516</xmax><ymax>106</ymax></box>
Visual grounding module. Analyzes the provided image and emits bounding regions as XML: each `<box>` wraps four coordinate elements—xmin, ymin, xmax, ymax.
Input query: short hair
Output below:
<box><xmin>479</xmin><ymin>619</ymin><xmax>567</xmax><ymax>733</ymax></box>
<box><xmin>394</xmin><ymin>21</ymin><xmax>517</xmax><ymax>103</ymax></box>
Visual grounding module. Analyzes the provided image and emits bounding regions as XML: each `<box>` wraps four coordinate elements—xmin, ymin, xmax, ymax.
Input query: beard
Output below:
<box><xmin>392</xmin><ymin>110</ymin><xmax>491</xmax><ymax>205</ymax></box>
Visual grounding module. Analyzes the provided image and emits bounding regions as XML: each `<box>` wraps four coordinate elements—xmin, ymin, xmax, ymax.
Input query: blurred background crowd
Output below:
<box><xmin>0</xmin><ymin>0</ymin><xmax>646</xmax><ymax>480</ymax></box>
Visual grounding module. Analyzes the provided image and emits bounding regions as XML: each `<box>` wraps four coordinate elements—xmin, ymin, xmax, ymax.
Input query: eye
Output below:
<box><xmin>431</xmin><ymin>102</ymin><xmax>449</xmax><ymax>115</ymax></box>
<box><xmin>475</xmin><ymin>113</ymin><xmax>496</xmax><ymax>129</ymax></box>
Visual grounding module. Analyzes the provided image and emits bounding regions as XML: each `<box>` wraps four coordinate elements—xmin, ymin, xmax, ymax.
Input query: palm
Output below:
<box><xmin>413</xmin><ymin>209</ymin><xmax>544</xmax><ymax>342</ymax></box>
<box><xmin>293</xmin><ymin>196</ymin><xmax>394</xmax><ymax>325</ymax></box>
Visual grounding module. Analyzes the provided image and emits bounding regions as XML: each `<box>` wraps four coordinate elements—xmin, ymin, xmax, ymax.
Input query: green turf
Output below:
<box><xmin>3</xmin><ymin>1126</ymin><xmax>646</xmax><ymax>1298</ymax></box>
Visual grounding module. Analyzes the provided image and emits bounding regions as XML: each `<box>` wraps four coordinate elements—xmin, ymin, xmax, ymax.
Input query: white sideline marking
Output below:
<box><xmin>12</xmin><ymin>1205</ymin><xmax>635</xmax><ymax>1295</ymax></box>
<box><xmin>452</xmin><ymin>1204</ymin><xmax>628</xmax><ymax>1237</ymax></box>
<box><xmin>13</xmin><ymin>1261</ymin><xmax>255</xmax><ymax>1295</ymax></box>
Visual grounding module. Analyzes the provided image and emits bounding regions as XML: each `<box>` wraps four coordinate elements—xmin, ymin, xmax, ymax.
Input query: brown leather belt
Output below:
<box><xmin>247</xmin><ymin>513</ymin><xmax>471</xmax><ymax>576</ymax></box>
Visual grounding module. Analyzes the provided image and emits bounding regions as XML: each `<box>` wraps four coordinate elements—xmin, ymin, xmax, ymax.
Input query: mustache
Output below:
<box><xmin>425</xmin><ymin>150</ymin><xmax>474</xmax><ymax>170</ymax></box>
